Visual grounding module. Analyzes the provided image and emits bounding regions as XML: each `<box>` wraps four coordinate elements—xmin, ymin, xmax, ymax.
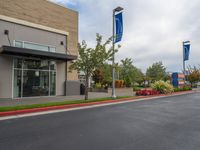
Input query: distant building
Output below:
<box><xmin>0</xmin><ymin>0</ymin><xmax>79</xmax><ymax>99</ymax></box>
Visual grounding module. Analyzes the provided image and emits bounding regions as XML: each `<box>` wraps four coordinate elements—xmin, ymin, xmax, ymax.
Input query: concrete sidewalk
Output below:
<box><xmin>0</xmin><ymin>88</ymin><xmax>134</xmax><ymax>107</ymax></box>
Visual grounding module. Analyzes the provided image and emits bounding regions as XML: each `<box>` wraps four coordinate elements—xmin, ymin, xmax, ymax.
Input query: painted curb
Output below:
<box><xmin>0</xmin><ymin>91</ymin><xmax>195</xmax><ymax>117</ymax></box>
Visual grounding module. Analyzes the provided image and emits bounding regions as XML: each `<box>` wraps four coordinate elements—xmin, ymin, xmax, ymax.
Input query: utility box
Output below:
<box><xmin>65</xmin><ymin>81</ymin><xmax>80</xmax><ymax>96</ymax></box>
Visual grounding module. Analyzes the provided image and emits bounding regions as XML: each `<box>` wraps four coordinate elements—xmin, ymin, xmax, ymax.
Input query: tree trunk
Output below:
<box><xmin>85</xmin><ymin>75</ymin><xmax>89</xmax><ymax>100</ymax></box>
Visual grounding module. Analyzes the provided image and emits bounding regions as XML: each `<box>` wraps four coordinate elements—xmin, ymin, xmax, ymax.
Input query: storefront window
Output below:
<box><xmin>13</xmin><ymin>58</ymin><xmax>56</xmax><ymax>98</ymax></box>
<box><xmin>14</xmin><ymin>40</ymin><xmax>56</xmax><ymax>52</ymax></box>
<box><xmin>15</xmin><ymin>41</ymin><xmax>23</xmax><ymax>48</ymax></box>
<box><xmin>13</xmin><ymin>70</ymin><xmax>22</xmax><ymax>98</ymax></box>
<box><xmin>14</xmin><ymin>58</ymin><xmax>22</xmax><ymax>69</ymax></box>
<box><xmin>23</xmin><ymin>59</ymin><xmax>49</xmax><ymax>70</ymax></box>
<box><xmin>23</xmin><ymin>70</ymin><xmax>49</xmax><ymax>97</ymax></box>
<box><xmin>50</xmin><ymin>72</ymin><xmax>56</xmax><ymax>96</ymax></box>
<box><xmin>50</xmin><ymin>61</ymin><xmax>56</xmax><ymax>70</ymax></box>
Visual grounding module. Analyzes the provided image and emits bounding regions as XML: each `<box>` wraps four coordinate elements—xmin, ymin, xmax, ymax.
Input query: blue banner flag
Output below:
<box><xmin>183</xmin><ymin>43</ymin><xmax>190</xmax><ymax>61</ymax></box>
<box><xmin>115</xmin><ymin>12</ymin><xmax>123</xmax><ymax>43</ymax></box>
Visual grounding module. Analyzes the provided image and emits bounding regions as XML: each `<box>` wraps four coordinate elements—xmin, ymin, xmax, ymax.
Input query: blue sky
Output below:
<box><xmin>49</xmin><ymin>0</ymin><xmax>200</xmax><ymax>73</ymax></box>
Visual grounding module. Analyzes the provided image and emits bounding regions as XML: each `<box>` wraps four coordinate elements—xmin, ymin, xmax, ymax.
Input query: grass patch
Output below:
<box><xmin>0</xmin><ymin>96</ymin><xmax>132</xmax><ymax>112</ymax></box>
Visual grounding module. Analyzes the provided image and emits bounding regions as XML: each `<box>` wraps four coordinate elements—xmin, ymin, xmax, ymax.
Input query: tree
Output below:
<box><xmin>134</xmin><ymin>68</ymin><xmax>145</xmax><ymax>86</ymax></box>
<box><xmin>101</xmin><ymin>63</ymin><xmax>112</xmax><ymax>86</ymax></box>
<box><xmin>120</xmin><ymin>58</ymin><xmax>144</xmax><ymax>87</ymax></box>
<box><xmin>92</xmin><ymin>69</ymin><xmax>104</xmax><ymax>84</ymax></box>
<box><xmin>187</xmin><ymin>66</ymin><xmax>200</xmax><ymax>87</ymax></box>
<box><xmin>120</xmin><ymin>58</ymin><xmax>134</xmax><ymax>87</ymax></box>
<box><xmin>146</xmin><ymin>62</ymin><xmax>167</xmax><ymax>83</ymax></box>
<box><xmin>70</xmin><ymin>34</ymin><xmax>119</xmax><ymax>100</ymax></box>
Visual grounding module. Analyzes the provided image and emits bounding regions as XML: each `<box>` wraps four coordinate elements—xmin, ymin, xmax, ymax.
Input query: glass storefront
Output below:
<box><xmin>14</xmin><ymin>40</ymin><xmax>56</xmax><ymax>52</ymax></box>
<box><xmin>13</xmin><ymin>58</ymin><xmax>56</xmax><ymax>98</ymax></box>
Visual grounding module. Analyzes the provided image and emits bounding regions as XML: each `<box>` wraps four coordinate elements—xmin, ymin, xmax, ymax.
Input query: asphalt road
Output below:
<box><xmin>0</xmin><ymin>92</ymin><xmax>200</xmax><ymax>150</ymax></box>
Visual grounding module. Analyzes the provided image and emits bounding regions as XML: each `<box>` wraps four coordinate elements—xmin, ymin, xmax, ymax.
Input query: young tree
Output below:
<box><xmin>70</xmin><ymin>34</ymin><xmax>119</xmax><ymax>100</ymax></box>
<box><xmin>187</xmin><ymin>66</ymin><xmax>200</xmax><ymax>87</ymax></box>
<box><xmin>146</xmin><ymin>62</ymin><xmax>167</xmax><ymax>83</ymax></box>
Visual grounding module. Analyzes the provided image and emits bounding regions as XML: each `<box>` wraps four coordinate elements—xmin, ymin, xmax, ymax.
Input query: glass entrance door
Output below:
<box><xmin>23</xmin><ymin>71</ymin><xmax>49</xmax><ymax>97</ymax></box>
<box><xmin>13</xmin><ymin>58</ymin><xmax>56</xmax><ymax>98</ymax></box>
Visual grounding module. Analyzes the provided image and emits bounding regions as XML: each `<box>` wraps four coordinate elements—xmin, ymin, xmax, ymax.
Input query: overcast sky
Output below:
<box><xmin>50</xmin><ymin>0</ymin><xmax>200</xmax><ymax>72</ymax></box>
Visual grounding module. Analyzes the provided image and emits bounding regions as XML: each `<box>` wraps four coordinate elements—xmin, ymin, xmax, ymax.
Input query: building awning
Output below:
<box><xmin>0</xmin><ymin>46</ymin><xmax>77</xmax><ymax>61</ymax></box>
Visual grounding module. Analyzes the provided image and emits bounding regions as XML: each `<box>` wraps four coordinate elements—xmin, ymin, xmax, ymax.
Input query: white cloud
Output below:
<box><xmin>53</xmin><ymin>0</ymin><xmax>200</xmax><ymax>72</ymax></box>
<box><xmin>49</xmin><ymin>0</ymin><xmax>76</xmax><ymax>6</ymax></box>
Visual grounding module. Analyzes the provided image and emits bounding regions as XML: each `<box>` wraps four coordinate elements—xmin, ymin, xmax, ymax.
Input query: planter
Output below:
<box><xmin>89</xmin><ymin>88</ymin><xmax>108</xmax><ymax>93</ymax></box>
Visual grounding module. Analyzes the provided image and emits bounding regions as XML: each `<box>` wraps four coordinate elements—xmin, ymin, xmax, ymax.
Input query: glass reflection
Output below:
<box><xmin>13</xmin><ymin>58</ymin><xmax>56</xmax><ymax>98</ymax></box>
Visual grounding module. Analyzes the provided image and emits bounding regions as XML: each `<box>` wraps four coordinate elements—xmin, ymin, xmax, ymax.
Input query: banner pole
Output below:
<box><xmin>112</xmin><ymin>9</ymin><xmax>116</xmax><ymax>99</ymax></box>
<box><xmin>183</xmin><ymin>41</ymin><xmax>186</xmax><ymax>83</ymax></box>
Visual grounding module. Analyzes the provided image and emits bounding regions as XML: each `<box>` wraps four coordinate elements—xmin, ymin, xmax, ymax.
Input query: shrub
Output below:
<box><xmin>133</xmin><ymin>86</ymin><xmax>142</xmax><ymax>91</ymax></box>
<box><xmin>183</xmin><ymin>85</ymin><xmax>192</xmax><ymax>91</ymax></box>
<box><xmin>136</xmin><ymin>89</ymin><xmax>160</xmax><ymax>96</ymax></box>
<box><xmin>174</xmin><ymin>86</ymin><xmax>192</xmax><ymax>92</ymax></box>
<box><xmin>151</xmin><ymin>80</ymin><xmax>174</xmax><ymax>94</ymax></box>
<box><xmin>95</xmin><ymin>83</ymin><xmax>102</xmax><ymax>89</ymax></box>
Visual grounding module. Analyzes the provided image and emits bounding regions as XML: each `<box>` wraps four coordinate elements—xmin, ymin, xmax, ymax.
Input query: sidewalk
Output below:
<box><xmin>0</xmin><ymin>88</ymin><xmax>134</xmax><ymax>107</ymax></box>
<box><xmin>0</xmin><ymin>90</ymin><xmax>196</xmax><ymax>118</ymax></box>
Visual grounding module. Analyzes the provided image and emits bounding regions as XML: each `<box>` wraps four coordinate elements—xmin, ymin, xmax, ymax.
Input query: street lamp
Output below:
<box><xmin>112</xmin><ymin>6</ymin><xmax>123</xmax><ymax>99</ymax></box>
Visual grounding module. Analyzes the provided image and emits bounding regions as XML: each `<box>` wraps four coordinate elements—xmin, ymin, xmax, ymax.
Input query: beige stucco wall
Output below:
<box><xmin>0</xmin><ymin>20</ymin><xmax>67</xmax><ymax>54</ymax></box>
<box><xmin>0</xmin><ymin>0</ymin><xmax>79</xmax><ymax>80</ymax></box>
<box><xmin>0</xmin><ymin>56</ymin><xmax>13</xmax><ymax>99</ymax></box>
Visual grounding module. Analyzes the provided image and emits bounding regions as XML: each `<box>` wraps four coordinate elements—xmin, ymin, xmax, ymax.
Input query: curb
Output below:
<box><xmin>0</xmin><ymin>91</ymin><xmax>195</xmax><ymax>117</ymax></box>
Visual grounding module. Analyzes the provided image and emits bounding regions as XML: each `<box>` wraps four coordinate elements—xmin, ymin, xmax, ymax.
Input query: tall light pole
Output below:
<box><xmin>112</xmin><ymin>6</ymin><xmax>123</xmax><ymax>99</ymax></box>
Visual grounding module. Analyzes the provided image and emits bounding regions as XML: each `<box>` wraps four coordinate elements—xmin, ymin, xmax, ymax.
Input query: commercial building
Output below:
<box><xmin>0</xmin><ymin>0</ymin><xmax>79</xmax><ymax>99</ymax></box>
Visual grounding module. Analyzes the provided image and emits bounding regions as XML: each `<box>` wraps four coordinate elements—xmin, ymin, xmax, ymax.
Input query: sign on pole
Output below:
<box><xmin>183</xmin><ymin>42</ymin><xmax>190</xmax><ymax>61</ymax></box>
<box><xmin>115</xmin><ymin>12</ymin><xmax>123</xmax><ymax>43</ymax></box>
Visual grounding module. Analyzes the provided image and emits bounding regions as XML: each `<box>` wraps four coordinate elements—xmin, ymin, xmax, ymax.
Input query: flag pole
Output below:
<box><xmin>183</xmin><ymin>41</ymin><xmax>186</xmax><ymax>83</ymax></box>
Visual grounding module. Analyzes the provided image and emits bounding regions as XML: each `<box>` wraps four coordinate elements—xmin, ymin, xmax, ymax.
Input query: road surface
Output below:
<box><xmin>0</xmin><ymin>92</ymin><xmax>200</xmax><ymax>150</ymax></box>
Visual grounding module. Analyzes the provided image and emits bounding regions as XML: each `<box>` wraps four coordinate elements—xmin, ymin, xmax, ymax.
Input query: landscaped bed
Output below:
<box><xmin>0</xmin><ymin>96</ymin><xmax>132</xmax><ymax>112</ymax></box>
<box><xmin>135</xmin><ymin>81</ymin><xmax>192</xmax><ymax>96</ymax></box>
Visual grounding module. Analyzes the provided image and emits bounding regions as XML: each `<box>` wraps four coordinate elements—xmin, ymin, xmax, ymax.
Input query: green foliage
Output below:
<box><xmin>133</xmin><ymin>86</ymin><xmax>142</xmax><ymax>91</ymax></box>
<box><xmin>124</xmin><ymin>76</ymin><xmax>132</xmax><ymax>87</ymax></box>
<box><xmin>187</xmin><ymin>66</ymin><xmax>200</xmax><ymax>87</ymax></box>
<box><xmin>0</xmin><ymin>96</ymin><xmax>133</xmax><ymax>112</ymax></box>
<box><xmin>95</xmin><ymin>83</ymin><xmax>102</xmax><ymax>89</ymax></box>
<box><xmin>120</xmin><ymin>58</ymin><xmax>144</xmax><ymax>87</ymax></box>
<box><xmin>174</xmin><ymin>86</ymin><xmax>192</xmax><ymax>92</ymax></box>
<box><xmin>146</xmin><ymin>62</ymin><xmax>167</xmax><ymax>83</ymax></box>
<box><xmin>70</xmin><ymin>33</ymin><xmax>119</xmax><ymax>100</ymax></box>
<box><xmin>100</xmin><ymin>63</ymin><xmax>112</xmax><ymax>86</ymax></box>
<box><xmin>151</xmin><ymin>80</ymin><xmax>174</xmax><ymax>94</ymax></box>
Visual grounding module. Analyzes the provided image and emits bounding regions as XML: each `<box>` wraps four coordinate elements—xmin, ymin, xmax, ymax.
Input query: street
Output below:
<box><xmin>0</xmin><ymin>92</ymin><xmax>200</xmax><ymax>150</ymax></box>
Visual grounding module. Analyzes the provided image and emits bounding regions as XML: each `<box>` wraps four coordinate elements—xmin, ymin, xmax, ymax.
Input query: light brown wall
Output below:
<box><xmin>0</xmin><ymin>0</ymin><xmax>79</xmax><ymax>80</ymax></box>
